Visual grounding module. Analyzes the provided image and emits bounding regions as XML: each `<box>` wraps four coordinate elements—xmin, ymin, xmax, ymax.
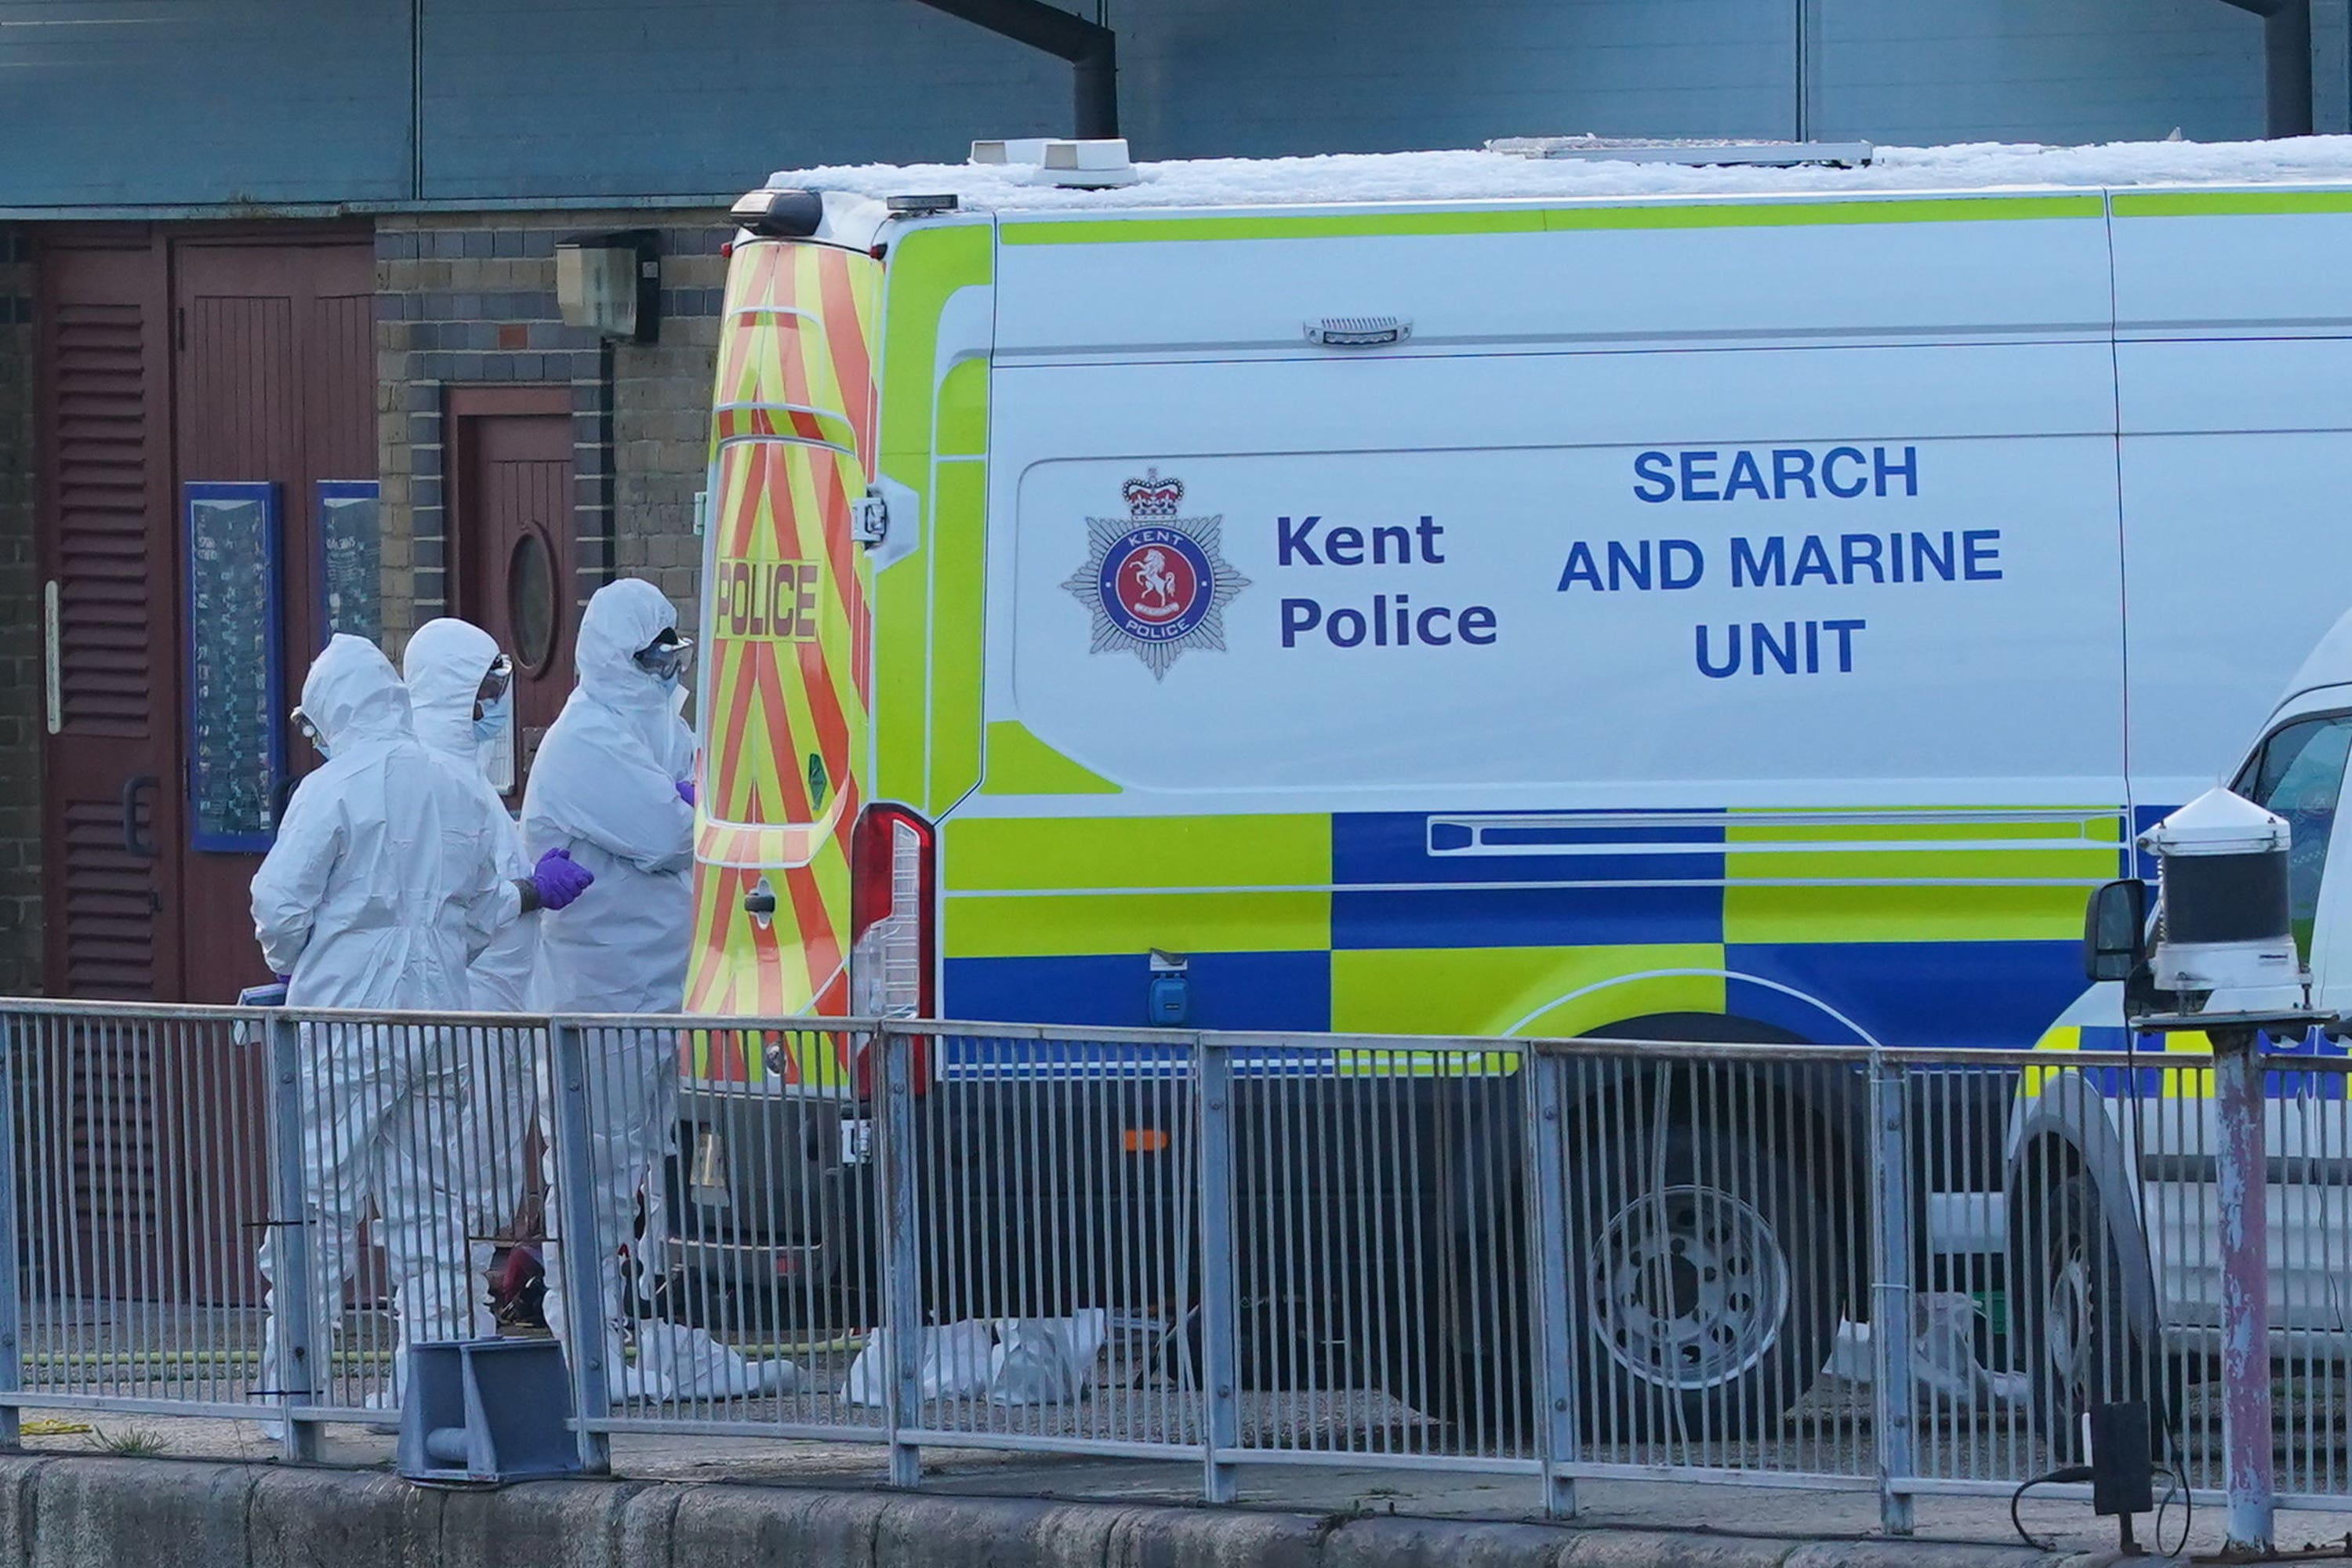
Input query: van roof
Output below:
<box><xmin>770</xmin><ymin>136</ymin><xmax>2352</xmax><ymax>215</ymax></box>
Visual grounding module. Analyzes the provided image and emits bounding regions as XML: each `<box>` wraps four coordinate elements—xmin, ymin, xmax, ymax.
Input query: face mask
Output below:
<box><xmin>473</xmin><ymin>706</ymin><xmax>510</xmax><ymax>749</ymax></box>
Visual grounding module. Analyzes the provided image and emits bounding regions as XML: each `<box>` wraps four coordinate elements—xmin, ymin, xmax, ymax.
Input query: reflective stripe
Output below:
<box><xmin>1331</xmin><ymin>944</ymin><xmax>1726</xmax><ymax>1037</ymax></box>
<box><xmin>944</xmin><ymin>889</ymin><xmax>1330</xmax><ymax>960</ymax></box>
<box><xmin>1722</xmin><ymin>807</ymin><xmax>2122</xmax><ymax>945</ymax></box>
<box><xmin>979</xmin><ymin>720</ymin><xmax>1120</xmax><ymax>796</ymax></box>
<box><xmin>927</xmin><ymin>459</ymin><xmax>987</xmax><ymax>811</ymax></box>
<box><xmin>1001</xmin><ymin>194</ymin><xmax>2105</xmax><ymax>247</ymax></box>
<box><xmin>2111</xmin><ymin>191</ymin><xmax>2352</xmax><ymax>218</ymax></box>
<box><xmin>945</xmin><ymin>813</ymin><xmax>1330</xmax><ymax>892</ymax></box>
<box><xmin>688</xmin><ymin>240</ymin><xmax>882</xmax><ymax>1058</ymax></box>
<box><xmin>874</xmin><ymin>223</ymin><xmax>993</xmax><ymax>812</ymax></box>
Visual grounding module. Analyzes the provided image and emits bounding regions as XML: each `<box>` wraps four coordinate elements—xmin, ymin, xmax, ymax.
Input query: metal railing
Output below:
<box><xmin>0</xmin><ymin>997</ymin><xmax>2342</xmax><ymax>1535</ymax></box>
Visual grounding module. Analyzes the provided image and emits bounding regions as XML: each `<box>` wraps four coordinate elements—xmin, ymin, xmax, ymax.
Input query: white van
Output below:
<box><xmin>677</xmin><ymin>137</ymin><xmax>2352</xmax><ymax>1439</ymax></box>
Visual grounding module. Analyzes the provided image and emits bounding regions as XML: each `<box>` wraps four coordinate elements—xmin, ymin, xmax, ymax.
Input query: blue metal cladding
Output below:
<box><xmin>0</xmin><ymin>0</ymin><xmax>412</xmax><ymax>205</ymax></box>
<box><xmin>417</xmin><ymin>0</ymin><xmax>1070</xmax><ymax>200</ymax></box>
<box><xmin>1808</xmin><ymin>0</ymin><xmax>2264</xmax><ymax>144</ymax></box>
<box><xmin>0</xmin><ymin>0</ymin><xmax>2279</xmax><ymax>209</ymax></box>
<box><xmin>1115</xmin><ymin>0</ymin><xmax>1801</xmax><ymax>156</ymax></box>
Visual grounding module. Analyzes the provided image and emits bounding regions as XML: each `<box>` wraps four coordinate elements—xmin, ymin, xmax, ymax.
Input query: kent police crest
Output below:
<box><xmin>1063</xmin><ymin>470</ymin><xmax>1250</xmax><ymax>679</ymax></box>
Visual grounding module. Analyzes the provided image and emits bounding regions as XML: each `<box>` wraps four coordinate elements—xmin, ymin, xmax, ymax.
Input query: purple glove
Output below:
<box><xmin>532</xmin><ymin>848</ymin><xmax>593</xmax><ymax>912</ymax></box>
<box><xmin>676</xmin><ymin>779</ymin><xmax>696</xmax><ymax>808</ymax></box>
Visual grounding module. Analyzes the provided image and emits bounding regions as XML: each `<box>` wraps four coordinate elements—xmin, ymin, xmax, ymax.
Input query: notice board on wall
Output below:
<box><xmin>317</xmin><ymin>480</ymin><xmax>381</xmax><ymax>643</ymax></box>
<box><xmin>184</xmin><ymin>482</ymin><xmax>285</xmax><ymax>852</ymax></box>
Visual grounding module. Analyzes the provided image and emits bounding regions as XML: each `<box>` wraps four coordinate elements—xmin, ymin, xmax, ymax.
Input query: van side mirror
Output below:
<box><xmin>2083</xmin><ymin>877</ymin><xmax>2150</xmax><ymax>983</ymax></box>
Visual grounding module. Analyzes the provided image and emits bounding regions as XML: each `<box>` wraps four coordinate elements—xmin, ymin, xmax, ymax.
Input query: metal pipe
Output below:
<box><xmin>877</xmin><ymin>1025</ymin><xmax>924</xmax><ymax>1489</ymax></box>
<box><xmin>263</xmin><ymin>1014</ymin><xmax>321</xmax><ymax>1464</ymax></box>
<box><xmin>2223</xmin><ymin>0</ymin><xmax>2317</xmax><ymax>136</ymax></box>
<box><xmin>1524</xmin><ymin>1051</ymin><xmax>1578</xmax><ymax>1518</ymax></box>
<box><xmin>2212</xmin><ymin>1026</ymin><xmax>2276</xmax><ymax>1553</ymax></box>
<box><xmin>0</xmin><ymin>1023</ymin><xmax>20</xmax><ymax>1452</ymax></box>
<box><xmin>908</xmin><ymin>0</ymin><xmax>1119</xmax><ymax>138</ymax></box>
<box><xmin>1868</xmin><ymin>1055</ymin><xmax>1916</xmax><ymax>1537</ymax></box>
<box><xmin>546</xmin><ymin>1018</ymin><xmax>613</xmax><ymax>1475</ymax></box>
<box><xmin>1196</xmin><ymin>1036</ymin><xmax>1239</xmax><ymax>1504</ymax></box>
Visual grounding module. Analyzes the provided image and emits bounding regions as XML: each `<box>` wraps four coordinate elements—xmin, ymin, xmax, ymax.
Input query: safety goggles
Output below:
<box><xmin>476</xmin><ymin>653</ymin><xmax>514</xmax><ymax>708</ymax></box>
<box><xmin>634</xmin><ymin>631</ymin><xmax>695</xmax><ymax>682</ymax></box>
<box><xmin>291</xmin><ymin>706</ymin><xmax>326</xmax><ymax>755</ymax></box>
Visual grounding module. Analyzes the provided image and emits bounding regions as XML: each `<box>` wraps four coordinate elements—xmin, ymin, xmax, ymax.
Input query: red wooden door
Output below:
<box><xmin>34</xmin><ymin>232</ymin><xmax>376</xmax><ymax>1310</ymax></box>
<box><xmin>448</xmin><ymin>387</ymin><xmax>579</xmax><ymax>796</ymax></box>
<box><xmin>37</xmin><ymin>237</ymin><xmax>184</xmax><ymax>1001</ymax></box>
<box><xmin>172</xmin><ymin>238</ymin><xmax>376</xmax><ymax>1002</ymax></box>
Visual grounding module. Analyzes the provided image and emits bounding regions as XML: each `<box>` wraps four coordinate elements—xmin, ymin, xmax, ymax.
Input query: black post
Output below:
<box><xmin>2269</xmin><ymin>0</ymin><xmax>2315</xmax><ymax>136</ymax></box>
<box><xmin>2223</xmin><ymin>0</ymin><xmax>2315</xmax><ymax>136</ymax></box>
<box><xmin>909</xmin><ymin>0</ymin><xmax>1120</xmax><ymax>140</ymax></box>
<box><xmin>1073</xmin><ymin>31</ymin><xmax>1118</xmax><ymax>140</ymax></box>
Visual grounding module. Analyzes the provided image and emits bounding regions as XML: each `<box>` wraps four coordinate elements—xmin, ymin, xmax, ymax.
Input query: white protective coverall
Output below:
<box><xmin>402</xmin><ymin>617</ymin><xmax>540</xmax><ymax>1231</ymax></box>
<box><xmin>524</xmin><ymin>579</ymin><xmax>793</xmax><ymax>1399</ymax></box>
<box><xmin>250</xmin><ymin>634</ymin><xmax>513</xmax><ymax>1408</ymax></box>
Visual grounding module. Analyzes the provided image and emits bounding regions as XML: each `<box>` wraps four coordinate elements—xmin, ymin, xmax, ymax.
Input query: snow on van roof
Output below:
<box><xmin>769</xmin><ymin>136</ymin><xmax>2352</xmax><ymax>212</ymax></box>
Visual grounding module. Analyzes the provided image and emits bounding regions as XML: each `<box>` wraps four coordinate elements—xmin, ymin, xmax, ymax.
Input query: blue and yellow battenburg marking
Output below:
<box><xmin>937</xmin><ymin>803</ymin><xmax>2126</xmax><ymax>1075</ymax></box>
<box><xmin>2030</xmin><ymin>984</ymin><xmax>2352</xmax><ymax>1101</ymax></box>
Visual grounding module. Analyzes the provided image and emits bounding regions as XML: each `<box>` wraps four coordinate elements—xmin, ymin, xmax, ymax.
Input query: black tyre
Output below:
<box><xmin>1385</xmin><ymin>1203</ymin><xmax>1537</xmax><ymax>1446</ymax></box>
<box><xmin>1373</xmin><ymin>1086</ymin><xmax>1536</xmax><ymax>1447</ymax></box>
<box><xmin>2013</xmin><ymin>1168</ymin><xmax>2167</xmax><ymax>1463</ymax></box>
<box><xmin>1568</xmin><ymin>1123</ymin><xmax>1839</xmax><ymax>1443</ymax></box>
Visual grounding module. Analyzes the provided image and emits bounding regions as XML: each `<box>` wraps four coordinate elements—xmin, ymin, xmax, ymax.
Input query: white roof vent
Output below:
<box><xmin>1488</xmin><ymin>136</ymin><xmax>1874</xmax><ymax>169</ymax></box>
<box><xmin>971</xmin><ymin>136</ymin><xmax>1140</xmax><ymax>189</ymax></box>
<box><xmin>971</xmin><ymin>138</ymin><xmax>1054</xmax><ymax>166</ymax></box>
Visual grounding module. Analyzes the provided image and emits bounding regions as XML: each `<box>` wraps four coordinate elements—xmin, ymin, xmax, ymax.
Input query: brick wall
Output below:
<box><xmin>0</xmin><ymin>227</ymin><xmax>38</xmax><ymax>993</ymax></box>
<box><xmin>374</xmin><ymin>211</ymin><xmax>727</xmax><ymax>660</ymax></box>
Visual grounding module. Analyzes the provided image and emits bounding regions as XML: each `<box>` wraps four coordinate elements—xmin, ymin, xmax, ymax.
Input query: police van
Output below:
<box><xmin>671</xmin><ymin>136</ymin><xmax>2352</xmax><ymax>1439</ymax></box>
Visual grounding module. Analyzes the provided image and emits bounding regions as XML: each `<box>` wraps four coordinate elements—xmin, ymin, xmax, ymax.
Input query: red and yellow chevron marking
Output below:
<box><xmin>688</xmin><ymin>240</ymin><xmax>882</xmax><ymax>1084</ymax></box>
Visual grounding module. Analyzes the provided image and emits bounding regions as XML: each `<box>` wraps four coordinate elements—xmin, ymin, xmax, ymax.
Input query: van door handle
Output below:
<box><xmin>120</xmin><ymin>775</ymin><xmax>160</xmax><ymax>860</ymax></box>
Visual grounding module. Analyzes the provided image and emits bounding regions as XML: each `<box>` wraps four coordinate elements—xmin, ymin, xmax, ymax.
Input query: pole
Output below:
<box><xmin>906</xmin><ymin>0</ymin><xmax>1119</xmax><ymax>139</ymax></box>
<box><xmin>546</xmin><ymin>1018</ymin><xmax>612</xmax><ymax>1475</ymax></box>
<box><xmin>2212</xmin><ymin>1025</ymin><xmax>2274</xmax><ymax>1554</ymax></box>
<box><xmin>0</xmin><ymin>1021</ymin><xmax>22</xmax><ymax>1452</ymax></box>
<box><xmin>877</xmin><ymin>1025</ymin><xmax>924</xmax><ymax>1490</ymax></box>
<box><xmin>2222</xmin><ymin>0</ymin><xmax>2318</xmax><ymax>136</ymax></box>
<box><xmin>1523</xmin><ymin>1051</ymin><xmax>1577</xmax><ymax>1519</ymax></box>
<box><xmin>1196</xmin><ymin>1036</ymin><xmax>1239</xmax><ymax>1504</ymax></box>
<box><xmin>263</xmin><ymin>1014</ymin><xmax>320</xmax><ymax>1464</ymax></box>
<box><xmin>1869</xmin><ymin>1054</ymin><xmax>1915</xmax><ymax>1537</ymax></box>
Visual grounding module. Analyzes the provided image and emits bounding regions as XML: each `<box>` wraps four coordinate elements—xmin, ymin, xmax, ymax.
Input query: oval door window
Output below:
<box><xmin>509</xmin><ymin>526</ymin><xmax>558</xmax><ymax>673</ymax></box>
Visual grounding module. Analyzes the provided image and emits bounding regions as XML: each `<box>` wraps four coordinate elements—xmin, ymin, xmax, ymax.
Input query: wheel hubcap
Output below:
<box><xmin>2045</xmin><ymin>1247</ymin><xmax>2094</xmax><ymax>1397</ymax></box>
<box><xmin>1590</xmin><ymin>1184</ymin><xmax>1790</xmax><ymax>1390</ymax></box>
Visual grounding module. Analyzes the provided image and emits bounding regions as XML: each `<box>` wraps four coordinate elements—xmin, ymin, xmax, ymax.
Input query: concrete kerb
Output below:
<box><xmin>0</xmin><ymin>1456</ymin><xmax>2126</xmax><ymax>1568</ymax></box>
<box><xmin>668</xmin><ymin>1481</ymin><xmax>896</xmax><ymax>1566</ymax></box>
<box><xmin>245</xmin><ymin>1466</ymin><xmax>437</xmax><ymax>1568</ymax></box>
<box><xmin>1102</xmin><ymin>1503</ymin><xmax>1322</xmax><ymax>1568</ymax></box>
<box><xmin>32</xmin><ymin>1459</ymin><xmax>256</xmax><ymax>1568</ymax></box>
<box><xmin>431</xmin><ymin>1475</ymin><xmax>677</xmax><ymax>1568</ymax></box>
<box><xmin>0</xmin><ymin>1454</ymin><xmax>48</xmax><ymax>1568</ymax></box>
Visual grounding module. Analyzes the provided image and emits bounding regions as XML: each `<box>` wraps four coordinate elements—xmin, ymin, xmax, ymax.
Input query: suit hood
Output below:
<box><xmin>301</xmin><ymin>634</ymin><xmax>412</xmax><ymax>751</ymax></box>
<box><xmin>401</xmin><ymin>617</ymin><xmax>503</xmax><ymax>761</ymax></box>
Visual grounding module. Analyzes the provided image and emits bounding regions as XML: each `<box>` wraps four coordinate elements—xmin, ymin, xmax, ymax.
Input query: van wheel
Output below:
<box><xmin>1571</xmin><ymin>1125</ymin><xmax>1838</xmax><ymax>1443</ymax></box>
<box><xmin>2014</xmin><ymin>1170</ymin><xmax>2166</xmax><ymax>1462</ymax></box>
